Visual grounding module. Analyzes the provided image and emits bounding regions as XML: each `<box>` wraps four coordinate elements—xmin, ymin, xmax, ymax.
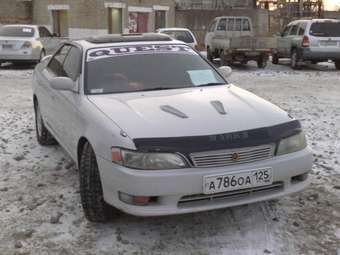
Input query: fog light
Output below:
<box><xmin>119</xmin><ymin>192</ymin><xmax>151</xmax><ymax>206</ymax></box>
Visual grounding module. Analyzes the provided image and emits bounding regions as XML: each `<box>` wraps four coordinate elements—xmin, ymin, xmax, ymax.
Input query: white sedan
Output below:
<box><xmin>32</xmin><ymin>33</ymin><xmax>313</xmax><ymax>222</ymax></box>
<box><xmin>0</xmin><ymin>24</ymin><xmax>61</xmax><ymax>66</ymax></box>
<box><xmin>157</xmin><ymin>28</ymin><xmax>198</xmax><ymax>49</ymax></box>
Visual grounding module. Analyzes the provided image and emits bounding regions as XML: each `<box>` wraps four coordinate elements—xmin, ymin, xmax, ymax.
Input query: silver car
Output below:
<box><xmin>0</xmin><ymin>24</ymin><xmax>60</xmax><ymax>66</ymax></box>
<box><xmin>272</xmin><ymin>19</ymin><xmax>340</xmax><ymax>70</ymax></box>
<box><xmin>32</xmin><ymin>34</ymin><xmax>312</xmax><ymax>222</ymax></box>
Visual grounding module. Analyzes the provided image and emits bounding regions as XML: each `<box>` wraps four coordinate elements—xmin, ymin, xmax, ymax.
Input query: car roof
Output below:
<box><xmin>289</xmin><ymin>18</ymin><xmax>340</xmax><ymax>25</ymax></box>
<box><xmin>75</xmin><ymin>33</ymin><xmax>187</xmax><ymax>50</ymax></box>
<box><xmin>2</xmin><ymin>24</ymin><xmax>38</xmax><ymax>28</ymax></box>
<box><xmin>158</xmin><ymin>28</ymin><xmax>192</xmax><ymax>32</ymax></box>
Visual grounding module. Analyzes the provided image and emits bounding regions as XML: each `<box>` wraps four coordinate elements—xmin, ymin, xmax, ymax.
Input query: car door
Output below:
<box><xmin>287</xmin><ymin>24</ymin><xmax>300</xmax><ymax>54</ymax></box>
<box><xmin>277</xmin><ymin>25</ymin><xmax>292</xmax><ymax>57</ymax></box>
<box><xmin>214</xmin><ymin>18</ymin><xmax>227</xmax><ymax>49</ymax></box>
<box><xmin>205</xmin><ymin>19</ymin><xmax>217</xmax><ymax>49</ymax></box>
<box><xmin>42</xmin><ymin>44</ymin><xmax>72</xmax><ymax>138</ymax></box>
<box><xmin>51</xmin><ymin>45</ymin><xmax>83</xmax><ymax>154</ymax></box>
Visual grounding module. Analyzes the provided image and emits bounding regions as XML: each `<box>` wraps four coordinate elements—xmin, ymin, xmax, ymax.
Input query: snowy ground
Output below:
<box><xmin>0</xmin><ymin>60</ymin><xmax>339</xmax><ymax>255</ymax></box>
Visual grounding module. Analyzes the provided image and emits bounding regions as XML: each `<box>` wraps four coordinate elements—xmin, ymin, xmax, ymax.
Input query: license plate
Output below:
<box><xmin>2</xmin><ymin>44</ymin><xmax>13</xmax><ymax>49</ymax></box>
<box><xmin>203</xmin><ymin>168</ymin><xmax>273</xmax><ymax>194</ymax></box>
<box><xmin>320</xmin><ymin>41</ymin><xmax>337</xmax><ymax>46</ymax></box>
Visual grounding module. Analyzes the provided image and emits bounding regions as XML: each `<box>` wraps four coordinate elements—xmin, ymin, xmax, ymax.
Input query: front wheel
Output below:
<box><xmin>335</xmin><ymin>61</ymin><xmax>340</xmax><ymax>70</ymax></box>
<box><xmin>291</xmin><ymin>49</ymin><xmax>302</xmax><ymax>70</ymax></box>
<box><xmin>34</xmin><ymin>101</ymin><xmax>57</xmax><ymax>146</ymax></box>
<box><xmin>272</xmin><ymin>53</ymin><xmax>279</xmax><ymax>65</ymax></box>
<box><xmin>79</xmin><ymin>142</ymin><xmax>116</xmax><ymax>222</ymax></box>
<box><xmin>207</xmin><ymin>47</ymin><xmax>213</xmax><ymax>62</ymax></box>
<box><xmin>257</xmin><ymin>56</ymin><xmax>267</xmax><ymax>68</ymax></box>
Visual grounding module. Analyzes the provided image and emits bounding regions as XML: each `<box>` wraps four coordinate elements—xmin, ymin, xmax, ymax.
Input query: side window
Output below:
<box><xmin>227</xmin><ymin>19</ymin><xmax>234</xmax><ymax>31</ymax></box>
<box><xmin>242</xmin><ymin>19</ymin><xmax>250</xmax><ymax>31</ymax></box>
<box><xmin>289</xmin><ymin>25</ymin><xmax>299</xmax><ymax>35</ymax></box>
<box><xmin>282</xmin><ymin>26</ymin><xmax>291</xmax><ymax>36</ymax></box>
<box><xmin>47</xmin><ymin>45</ymin><xmax>71</xmax><ymax>77</ymax></box>
<box><xmin>217</xmin><ymin>19</ymin><xmax>227</xmax><ymax>31</ymax></box>
<box><xmin>298</xmin><ymin>23</ymin><xmax>307</xmax><ymax>35</ymax></box>
<box><xmin>39</xmin><ymin>26</ymin><xmax>52</xmax><ymax>37</ymax></box>
<box><xmin>63</xmin><ymin>47</ymin><xmax>82</xmax><ymax>81</ymax></box>
<box><xmin>209</xmin><ymin>20</ymin><xmax>217</xmax><ymax>32</ymax></box>
<box><xmin>235</xmin><ymin>18</ymin><xmax>242</xmax><ymax>31</ymax></box>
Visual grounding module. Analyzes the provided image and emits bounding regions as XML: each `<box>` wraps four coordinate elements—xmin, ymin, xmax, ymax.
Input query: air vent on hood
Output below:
<box><xmin>211</xmin><ymin>100</ymin><xmax>227</xmax><ymax>115</ymax></box>
<box><xmin>160</xmin><ymin>105</ymin><xmax>188</xmax><ymax>119</ymax></box>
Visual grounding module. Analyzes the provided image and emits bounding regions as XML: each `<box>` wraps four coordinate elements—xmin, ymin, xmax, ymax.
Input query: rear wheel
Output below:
<box><xmin>291</xmin><ymin>49</ymin><xmax>302</xmax><ymax>70</ymax></box>
<box><xmin>79</xmin><ymin>142</ymin><xmax>116</xmax><ymax>222</ymax></box>
<box><xmin>335</xmin><ymin>61</ymin><xmax>340</xmax><ymax>70</ymax></box>
<box><xmin>34</xmin><ymin>101</ymin><xmax>57</xmax><ymax>146</ymax></box>
<box><xmin>272</xmin><ymin>53</ymin><xmax>279</xmax><ymax>65</ymax></box>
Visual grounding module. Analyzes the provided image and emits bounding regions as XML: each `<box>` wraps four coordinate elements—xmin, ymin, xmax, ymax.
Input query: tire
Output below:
<box><xmin>220</xmin><ymin>51</ymin><xmax>231</xmax><ymax>66</ymax></box>
<box><xmin>257</xmin><ymin>56</ymin><xmax>267</xmax><ymax>68</ymax></box>
<box><xmin>207</xmin><ymin>47</ymin><xmax>213</xmax><ymax>62</ymax></box>
<box><xmin>272</xmin><ymin>53</ymin><xmax>279</xmax><ymax>65</ymax></box>
<box><xmin>34</xmin><ymin>101</ymin><xmax>57</xmax><ymax>146</ymax></box>
<box><xmin>36</xmin><ymin>49</ymin><xmax>46</xmax><ymax>64</ymax></box>
<box><xmin>290</xmin><ymin>49</ymin><xmax>302</xmax><ymax>70</ymax></box>
<box><xmin>335</xmin><ymin>61</ymin><xmax>340</xmax><ymax>70</ymax></box>
<box><xmin>79</xmin><ymin>142</ymin><xmax>116</xmax><ymax>222</ymax></box>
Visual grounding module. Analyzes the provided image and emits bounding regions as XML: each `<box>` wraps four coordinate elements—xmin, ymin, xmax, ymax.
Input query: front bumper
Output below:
<box><xmin>302</xmin><ymin>48</ymin><xmax>340</xmax><ymax>61</ymax></box>
<box><xmin>98</xmin><ymin>147</ymin><xmax>313</xmax><ymax>217</ymax></box>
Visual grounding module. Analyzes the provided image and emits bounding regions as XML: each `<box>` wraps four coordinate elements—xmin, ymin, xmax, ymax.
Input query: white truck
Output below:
<box><xmin>205</xmin><ymin>16</ymin><xmax>276</xmax><ymax>68</ymax></box>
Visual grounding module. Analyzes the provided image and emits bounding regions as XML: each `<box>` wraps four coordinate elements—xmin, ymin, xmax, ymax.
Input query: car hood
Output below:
<box><xmin>88</xmin><ymin>85</ymin><xmax>292</xmax><ymax>139</ymax></box>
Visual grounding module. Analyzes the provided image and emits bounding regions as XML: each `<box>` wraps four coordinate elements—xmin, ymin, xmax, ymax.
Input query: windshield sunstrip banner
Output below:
<box><xmin>87</xmin><ymin>44</ymin><xmax>195</xmax><ymax>62</ymax></box>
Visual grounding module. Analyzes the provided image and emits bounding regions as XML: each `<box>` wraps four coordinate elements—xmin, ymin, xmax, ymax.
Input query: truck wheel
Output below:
<box><xmin>220</xmin><ymin>51</ymin><xmax>231</xmax><ymax>66</ymax></box>
<box><xmin>291</xmin><ymin>49</ymin><xmax>302</xmax><ymax>70</ymax></box>
<box><xmin>257</xmin><ymin>57</ymin><xmax>267</xmax><ymax>68</ymax></box>
<box><xmin>335</xmin><ymin>61</ymin><xmax>340</xmax><ymax>70</ymax></box>
<box><xmin>207</xmin><ymin>47</ymin><xmax>213</xmax><ymax>62</ymax></box>
<box><xmin>272</xmin><ymin>54</ymin><xmax>279</xmax><ymax>65</ymax></box>
<box><xmin>34</xmin><ymin>101</ymin><xmax>57</xmax><ymax>146</ymax></box>
<box><xmin>79</xmin><ymin>142</ymin><xmax>116</xmax><ymax>222</ymax></box>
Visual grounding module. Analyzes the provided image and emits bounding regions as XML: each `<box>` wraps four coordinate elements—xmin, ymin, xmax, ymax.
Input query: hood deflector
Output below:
<box><xmin>133</xmin><ymin>120</ymin><xmax>301</xmax><ymax>155</ymax></box>
<box><xmin>160</xmin><ymin>105</ymin><xmax>188</xmax><ymax>119</ymax></box>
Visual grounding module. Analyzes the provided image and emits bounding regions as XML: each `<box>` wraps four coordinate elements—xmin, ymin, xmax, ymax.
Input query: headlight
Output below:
<box><xmin>112</xmin><ymin>148</ymin><xmax>187</xmax><ymax>170</ymax></box>
<box><xmin>276</xmin><ymin>132</ymin><xmax>307</xmax><ymax>156</ymax></box>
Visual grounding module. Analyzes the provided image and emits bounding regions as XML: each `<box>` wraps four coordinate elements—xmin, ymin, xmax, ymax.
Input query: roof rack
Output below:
<box><xmin>86</xmin><ymin>33</ymin><xmax>173</xmax><ymax>44</ymax></box>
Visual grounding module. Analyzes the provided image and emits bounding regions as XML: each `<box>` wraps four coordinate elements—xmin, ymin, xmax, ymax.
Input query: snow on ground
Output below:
<box><xmin>0</xmin><ymin>61</ymin><xmax>339</xmax><ymax>255</ymax></box>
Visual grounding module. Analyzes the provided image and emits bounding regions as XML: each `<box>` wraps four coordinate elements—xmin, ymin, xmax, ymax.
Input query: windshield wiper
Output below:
<box><xmin>139</xmin><ymin>87</ymin><xmax>175</xmax><ymax>92</ymax></box>
<box><xmin>197</xmin><ymin>82</ymin><xmax>225</xmax><ymax>87</ymax></box>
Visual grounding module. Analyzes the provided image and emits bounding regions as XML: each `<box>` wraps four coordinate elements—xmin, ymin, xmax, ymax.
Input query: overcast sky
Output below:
<box><xmin>324</xmin><ymin>0</ymin><xmax>340</xmax><ymax>10</ymax></box>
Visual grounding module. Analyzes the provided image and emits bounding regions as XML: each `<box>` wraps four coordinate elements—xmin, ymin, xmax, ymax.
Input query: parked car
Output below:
<box><xmin>0</xmin><ymin>24</ymin><xmax>63</xmax><ymax>66</ymax></box>
<box><xmin>156</xmin><ymin>27</ymin><xmax>198</xmax><ymax>49</ymax></box>
<box><xmin>32</xmin><ymin>33</ymin><xmax>312</xmax><ymax>222</ymax></box>
<box><xmin>205</xmin><ymin>16</ymin><xmax>276</xmax><ymax>68</ymax></box>
<box><xmin>272</xmin><ymin>19</ymin><xmax>340</xmax><ymax>70</ymax></box>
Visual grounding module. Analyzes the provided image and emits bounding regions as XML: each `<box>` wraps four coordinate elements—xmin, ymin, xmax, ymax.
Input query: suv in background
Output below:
<box><xmin>272</xmin><ymin>19</ymin><xmax>340</xmax><ymax>70</ymax></box>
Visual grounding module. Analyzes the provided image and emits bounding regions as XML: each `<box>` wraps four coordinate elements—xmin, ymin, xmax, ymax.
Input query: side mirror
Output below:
<box><xmin>218</xmin><ymin>66</ymin><xmax>232</xmax><ymax>78</ymax></box>
<box><xmin>41</xmin><ymin>55</ymin><xmax>52</xmax><ymax>63</ymax></box>
<box><xmin>50</xmin><ymin>77</ymin><xmax>74</xmax><ymax>91</ymax></box>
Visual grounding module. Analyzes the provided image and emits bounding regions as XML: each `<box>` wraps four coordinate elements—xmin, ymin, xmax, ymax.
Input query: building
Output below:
<box><xmin>31</xmin><ymin>0</ymin><xmax>175</xmax><ymax>38</ymax></box>
<box><xmin>0</xmin><ymin>0</ymin><xmax>32</xmax><ymax>25</ymax></box>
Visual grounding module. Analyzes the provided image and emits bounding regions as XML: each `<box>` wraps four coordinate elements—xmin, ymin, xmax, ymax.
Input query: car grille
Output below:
<box><xmin>178</xmin><ymin>182</ymin><xmax>283</xmax><ymax>207</ymax></box>
<box><xmin>189</xmin><ymin>144</ymin><xmax>275</xmax><ymax>168</ymax></box>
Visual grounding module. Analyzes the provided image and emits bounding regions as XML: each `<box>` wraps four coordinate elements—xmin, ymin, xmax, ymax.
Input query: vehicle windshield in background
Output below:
<box><xmin>0</xmin><ymin>26</ymin><xmax>35</xmax><ymax>37</ymax></box>
<box><xmin>85</xmin><ymin>45</ymin><xmax>225</xmax><ymax>95</ymax></box>
<box><xmin>161</xmin><ymin>31</ymin><xmax>194</xmax><ymax>43</ymax></box>
<box><xmin>309</xmin><ymin>22</ymin><xmax>340</xmax><ymax>37</ymax></box>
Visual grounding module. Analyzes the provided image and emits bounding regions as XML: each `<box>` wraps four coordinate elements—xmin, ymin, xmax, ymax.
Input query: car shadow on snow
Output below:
<box><xmin>0</xmin><ymin>62</ymin><xmax>36</xmax><ymax>70</ymax></box>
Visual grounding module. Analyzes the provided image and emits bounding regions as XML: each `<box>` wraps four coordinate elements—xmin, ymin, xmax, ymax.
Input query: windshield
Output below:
<box><xmin>161</xmin><ymin>31</ymin><xmax>195</xmax><ymax>43</ymax></box>
<box><xmin>85</xmin><ymin>44</ymin><xmax>225</xmax><ymax>95</ymax></box>
<box><xmin>309</xmin><ymin>21</ymin><xmax>340</xmax><ymax>37</ymax></box>
<box><xmin>0</xmin><ymin>26</ymin><xmax>35</xmax><ymax>37</ymax></box>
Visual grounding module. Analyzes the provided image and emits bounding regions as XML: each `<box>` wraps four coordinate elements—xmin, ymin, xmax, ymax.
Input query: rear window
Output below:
<box><xmin>0</xmin><ymin>26</ymin><xmax>35</xmax><ymax>37</ymax></box>
<box><xmin>161</xmin><ymin>31</ymin><xmax>194</xmax><ymax>44</ymax></box>
<box><xmin>309</xmin><ymin>22</ymin><xmax>340</xmax><ymax>37</ymax></box>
